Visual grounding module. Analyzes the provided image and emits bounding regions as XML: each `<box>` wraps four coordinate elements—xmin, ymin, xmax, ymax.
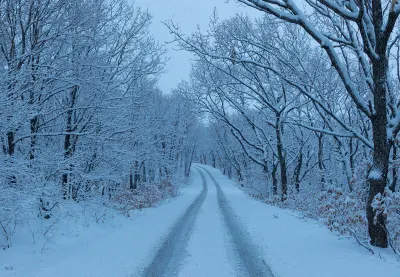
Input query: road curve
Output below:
<box><xmin>141</xmin><ymin>168</ymin><xmax>208</xmax><ymax>277</ymax></box>
<box><xmin>197</xmin><ymin>166</ymin><xmax>275</xmax><ymax>277</ymax></box>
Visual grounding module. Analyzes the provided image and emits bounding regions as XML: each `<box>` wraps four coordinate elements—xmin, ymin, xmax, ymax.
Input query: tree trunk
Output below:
<box><xmin>129</xmin><ymin>169</ymin><xmax>134</xmax><ymax>190</ymax></box>
<box><xmin>271</xmin><ymin>161</ymin><xmax>278</xmax><ymax>195</ymax></box>
<box><xmin>294</xmin><ymin>150</ymin><xmax>303</xmax><ymax>193</ymax></box>
<box><xmin>276</xmin><ymin>116</ymin><xmax>287</xmax><ymax>201</ymax></box>
<box><xmin>227</xmin><ymin>165</ymin><xmax>232</xmax><ymax>179</ymax></box>
<box><xmin>62</xmin><ymin>86</ymin><xmax>77</xmax><ymax>199</ymax></box>
<box><xmin>236</xmin><ymin>167</ymin><xmax>243</xmax><ymax>182</ymax></box>
<box><xmin>212</xmin><ymin>153</ymin><xmax>216</xmax><ymax>167</ymax></box>
<box><xmin>133</xmin><ymin>160</ymin><xmax>140</xmax><ymax>189</ymax></box>
<box><xmin>141</xmin><ymin>161</ymin><xmax>147</xmax><ymax>183</ymax></box>
<box><xmin>317</xmin><ymin>134</ymin><xmax>326</xmax><ymax>189</ymax></box>
<box><xmin>366</xmin><ymin>56</ymin><xmax>389</xmax><ymax>248</ymax></box>
<box><xmin>6</xmin><ymin>131</ymin><xmax>16</xmax><ymax>186</ymax></box>
<box><xmin>62</xmin><ymin>131</ymin><xmax>71</xmax><ymax>200</ymax></box>
<box><xmin>29</xmin><ymin>116</ymin><xmax>38</xmax><ymax>160</ymax></box>
<box><xmin>185</xmin><ymin>149</ymin><xmax>195</xmax><ymax>177</ymax></box>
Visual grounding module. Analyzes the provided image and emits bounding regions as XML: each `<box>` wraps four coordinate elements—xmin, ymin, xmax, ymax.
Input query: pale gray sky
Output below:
<box><xmin>135</xmin><ymin>0</ymin><xmax>260</xmax><ymax>93</ymax></box>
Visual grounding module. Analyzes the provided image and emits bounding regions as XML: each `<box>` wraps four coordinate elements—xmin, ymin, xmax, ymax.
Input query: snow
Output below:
<box><xmin>178</xmin><ymin>171</ymin><xmax>236</xmax><ymax>277</ymax></box>
<box><xmin>1</xmin><ymin>166</ymin><xmax>399</xmax><ymax>277</ymax></box>
<box><xmin>0</xmin><ymin>173</ymin><xmax>203</xmax><ymax>277</ymax></box>
<box><xmin>369</xmin><ymin>169</ymin><xmax>382</xmax><ymax>180</ymax></box>
<box><xmin>200</xmin><ymin>165</ymin><xmax>400</xmax><ymax>277</ymax></box>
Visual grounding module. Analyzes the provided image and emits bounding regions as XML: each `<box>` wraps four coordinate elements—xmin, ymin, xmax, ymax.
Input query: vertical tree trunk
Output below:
<box><xmin>29</xmin><ymin>72</ymin><xmax>39</xmax><ymax>161</ymax></box>
<box><xmin>366</xmin><ymin>56</ymin><xmax>389</xmax><ymax>248</ymax></box>
<box><xmin>133</xmin><ymin>160</ymin><xmax>140</xmax><ymax>189</ymax></box>
<box><xmin>29</xmin><ymin>116</ymin><xmax>38</xmax><ymax>160</ymax></box>
<box><xmin>7</xmin><ymin>131</ymin><xmax>14</xmax><ymax>156</ymax></box>
<box><xmin>141</xmin><ymin>161</ymin><xmax>147</xmax><ymax>183</ymax></box>
<box><xmin>129</xmin><ymin>169</ymin><xmax>134</xmax><ymax>190</ymax></box>
<box><xmin>185</xmin><ymin>149</ymin><xmax>195</xmax><ymax>177</ymax></box>
<box><xmin>62</xmin><ymin>85</ymin><xmax>77</xmax><ymax>200</ymax></box>
<box><xmin>349</xmin><ymin>137</ymin><xmax>354</xmax><ymax>172</ymax></box>
<box><xmin>62</xmin><ymin>129</ymin><xmax>71</xmax><ymax>199</ymax></box>
<box><xmin>227</xmin><ymin>165</ymin><xmax>232</xmax><ymax>179</ymax></box>
<box><xmin>276</xmin><ymin>116</ymin><xmax>287</xmax><ymax>200</ymax></box>
<box><xmin>212</xmin><ymin>153</ymin><xmax>216</xmax><ymax>167</ymax></box>
<box><xmin>336</xmin><ymin>139</ymin><xmax>354</xmax><ymax>192</ymax></box>
<box><xmin>29</xmin><ymin>51</ymin><xmax>39</xmax><ymax>161</ymax></box>
<box><xmin>317</xmin><ymin>134</ymin><xmax>326</xmax><ymax>189</ymax></box>
<box><xmin>294</xmin><ymin>150</ymin><xmax>303</xmax><ymax>193</ymax></box>
<box><xmin>7</xmin><ymin>131</ymin><xmax>16</xmax><ymax>186</ymax></box>
<box><xmin>271</xmin><ymin>161</ymin><xmax>278</xmax><ymax>195</ymax></box>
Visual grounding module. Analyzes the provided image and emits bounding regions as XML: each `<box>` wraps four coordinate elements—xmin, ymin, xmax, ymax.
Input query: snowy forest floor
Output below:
<box><xmin>1</xmin><ymin>165</ymin><xmax>400</xmax><ymax>277</ymax></box>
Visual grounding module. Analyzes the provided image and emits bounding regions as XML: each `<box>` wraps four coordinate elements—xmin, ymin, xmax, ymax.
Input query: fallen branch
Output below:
<box><xmin>333</xmin><ymin>205</ymin><xmax>374</xmax><ymax>254</ymax></box>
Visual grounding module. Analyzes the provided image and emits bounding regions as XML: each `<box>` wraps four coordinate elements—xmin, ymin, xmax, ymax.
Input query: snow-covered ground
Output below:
<box><xmin>201</xmin><ymin>165</ymin><xmax>400</xmax><ymax>277</ymax></box>
<box><xmin>0</xmin><ymin>172</ymin><xmax>202</xmax><ymax>277</ymax></box>
<box><xmin>1</xmin><ymin>165</ymin><xmax>399</xmax><ymax>277</ymax></box>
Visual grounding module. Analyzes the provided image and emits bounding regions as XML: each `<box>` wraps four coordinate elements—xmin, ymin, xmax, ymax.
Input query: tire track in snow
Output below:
<box><xmin>141</xmin><ymin>168</ymin><xmax>208</xmax><ymax>277</ymax></box>
<box><xmin>198</xmin><ymin>166</ymin><xmax>275</xmax><ymax>277</ymax></box>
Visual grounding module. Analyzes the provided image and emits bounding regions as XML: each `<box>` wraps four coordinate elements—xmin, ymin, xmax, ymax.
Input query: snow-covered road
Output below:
<box><xmin>2</xmin><ymin>165</ymin><xmax>400</xmax><ymax>277</ymax></box>
<box><xmin>143</xmin><ymin>166</ymin><xmax>273</xmax><ymax>277</ymax></box>
<box><xmin>197</xmin><ymin>166</ymin><xmax>273</xmax><ymax>277</ymax></box>
<box><xmin>140</xmin><ymin>165</ymin><xmax>400</xmax><ymax>277</ymax></box>
<box><xmin>142</xmin><ymin>168</ymin><xmax>208</xmax><ymax>277</ymax></box>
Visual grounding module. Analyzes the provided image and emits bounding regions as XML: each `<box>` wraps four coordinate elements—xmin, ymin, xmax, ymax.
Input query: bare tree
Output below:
<box><xmin>230</xmin><ymin>0</ymin><xmax>400</xmax><ymax>248</ymax></box>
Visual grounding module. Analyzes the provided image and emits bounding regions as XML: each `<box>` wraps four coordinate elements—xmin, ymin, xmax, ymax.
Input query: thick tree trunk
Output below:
<box><xmin>366</xmin><ymin>57</ymin><xmax>389</xmax><ymax>248</ymax></box>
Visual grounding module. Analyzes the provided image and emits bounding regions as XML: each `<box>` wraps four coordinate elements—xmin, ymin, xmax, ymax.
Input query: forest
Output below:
<box><xmin>0</xmin><ymin>0</ymin><xmax>400</xmax><ymax>274</ymax></box>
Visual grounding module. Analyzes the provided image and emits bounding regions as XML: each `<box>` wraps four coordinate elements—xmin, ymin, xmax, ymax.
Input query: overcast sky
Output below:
<box><xmin>135</xmin><ymin>0</ymin><xmax>260</xmax><ymax>93</ymax></box>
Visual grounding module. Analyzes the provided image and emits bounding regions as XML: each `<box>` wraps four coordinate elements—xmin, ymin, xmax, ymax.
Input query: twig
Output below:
<box><xmin>379</xmin><ymin>222</ymin><xmax>400</xmax><ymax>258</ymax></box>
<box><xmin>0</xmin><ymin>219</ymin><xmax>11</xmax><ymax>248</ymax></box>
<box><xmin>333</xmin><ymin>205</ymin><xmax>374</xmax><ymax>254</ymax></box>
<box><xmin>43</xmin><ymin>216</ymin><xmax>61</xmax><ymax>237</ymax></box>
